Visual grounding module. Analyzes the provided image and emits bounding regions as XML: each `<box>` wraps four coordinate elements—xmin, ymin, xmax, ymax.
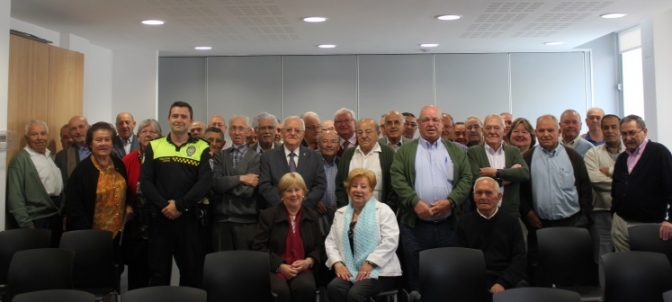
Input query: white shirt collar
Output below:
<box><xmin>24</xmin><ymin>145</ymin><xmax>51</xmax><ymax>157</ymax></box>
<box><xmin>477</xmin><ymin>207</ymin><xmax>499</xmax><ymax>220</ymax></box>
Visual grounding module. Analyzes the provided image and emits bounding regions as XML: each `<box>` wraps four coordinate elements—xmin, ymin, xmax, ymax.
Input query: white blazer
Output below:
<box><xmin>324</xmin><ymin>200</ymin><xmax>402</xmax><ymax>277</ymax></box>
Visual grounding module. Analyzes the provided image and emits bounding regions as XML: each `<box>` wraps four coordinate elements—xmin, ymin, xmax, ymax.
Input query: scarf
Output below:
<box><xmin>341</xmin><ymin>197</ymin><xmax>380</xmax><ymax>282</ymax></box>
<box><xmin>276</xmin><ymin>207</ymin><xmax>305</xmax><ymax>281</ymax></box>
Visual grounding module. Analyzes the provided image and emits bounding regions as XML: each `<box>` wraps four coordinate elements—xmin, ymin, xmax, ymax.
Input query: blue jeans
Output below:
<box><xmin>400</xmin><ymin>218</ymin><xmax>455</xmax><ymax>291</ymax></box>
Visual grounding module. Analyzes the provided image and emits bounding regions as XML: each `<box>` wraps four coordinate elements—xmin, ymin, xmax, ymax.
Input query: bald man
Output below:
<box><xmin>113</xmin><ymin>112</ymin><xmax>139</xmax><ymax>157</ymax></box>
<box><xmin>55</xmin><ymin>116</ymin><xmax>91</xmax><ymax>185</ymax></box>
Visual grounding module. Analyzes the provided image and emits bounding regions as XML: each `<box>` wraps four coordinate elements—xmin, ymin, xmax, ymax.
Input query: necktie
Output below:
<box><xmin>289</xmin><ymin>152</ymin><xmax>297</xmax><ymax>172</ymax></box>
<box><xmin>343</xmin><ymin>140</ymin><xmax>350</xmax><ymax>150</ymax></box>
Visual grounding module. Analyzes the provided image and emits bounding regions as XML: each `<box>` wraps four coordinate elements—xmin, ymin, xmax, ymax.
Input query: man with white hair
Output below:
<box><xmin>250</xmin><ymin>112</ymin><xmax>282</xmax><ymax>153</ymax></box>
<box><xmin>559</xmin><ymin>109</ymin><xmax>594</xmax><ymax>157</ymax></box>
<box><xmin>581</xmin><ymin>107</ymin><xmax>605</xmax><ymax>146</ymax></box>
<box><xmin>300</xmin><ymin>111</ymin><xmax>321</xmax><ymax>150</ymax></box>
<box><xmin>465</xmin><ymin>115</ymin><xmax>484</xmax><ymax>147</ymax></box>
<box><xmin>334</xmin><ymin>108</ymin><xmax>357</xmax><ymax>156</ymax></box>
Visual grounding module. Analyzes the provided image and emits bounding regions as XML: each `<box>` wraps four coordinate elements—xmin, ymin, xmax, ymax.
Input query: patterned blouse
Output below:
<box><xmin>91</xmin><ymin>156</ymin><xmax>127</xmax><ymax>238</ymax></box>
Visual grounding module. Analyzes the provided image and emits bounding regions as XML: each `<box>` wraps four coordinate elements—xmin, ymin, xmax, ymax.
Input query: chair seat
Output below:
<box><xmin>559</xmin><ymin>286</ymin><xmax>604</xmax><ymax>301</ymax></box>
<box><xmin>77</xmin><ymin>286</ymin><xmax>115</xmax><ymax>298</ymax></box>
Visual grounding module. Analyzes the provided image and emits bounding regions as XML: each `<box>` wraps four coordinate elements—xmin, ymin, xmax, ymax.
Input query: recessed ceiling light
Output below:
<box><xmin>195</xmin><ymin>46</ymin><xmax>212</xmax><ymax>50</ymax></box>
<box><xmin>318</xmin><ymin>44</ymin><xmax>336</xmax><ymax>49</ymax></box>
<box><xmin>141</xmin><ymin>20</ymin><xmax>164</xmax><ymax>25</ymax></box>
<box><xmin>303</xmin><ymin>17</ymin><xmax>328</xmax><ymax>23</ymax></box>
<box><xmin>544</xmin><ymin>41</ymin><xmax>564</xmax><ymax>46</ymax></box>
<box><xmin>420</xmin><ymin>44</ymin><xmax>439</xmax><ymax>48</ymax></box>
<box><xmin>600</xmin><ymin>13</ymin><xmax>627</xmax><ymax>19</ymax></box>
<box><xmin>437</xmin><ymin>15</ymin><xmax>462</xmax><ymax>21</ymax></box>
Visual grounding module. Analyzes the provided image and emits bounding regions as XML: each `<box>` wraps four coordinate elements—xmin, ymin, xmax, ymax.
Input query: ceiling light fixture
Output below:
<box><xmin>544</xmin><ymin>41</ymin><xmax>564</xmax><ymax>46</ymax></box>
<box><xmin>141</xmin><ymin>20</ymin><xmax>164</xmax><ymax>25</ymax></box>
<box><xmin>318</xmin><ymin>44</ymin><xmax>336</xmax><ymax>49</ymax></box>
<box><xmin>600</xmin><ymin>13</ymin><xmax>627</xmax><ymax>19</ymax></box>
<box><xmin>437</xmin><ymin>15</ymin><xmax>462</xmax><ymax>21</ymax></box>
<box><xmin>195</xmin><ymin>46</ymin><xmax>212</xmax><ymax>50</ymax></box>
<box><xmin>303</xmin><ymin>17</ymin><xmax>328</xmax><ymax>23</ymax></box>
<box><xmin>420</xmin><ymin>44</ymin><xmax>439</xmax><ymax>48</ymax></box>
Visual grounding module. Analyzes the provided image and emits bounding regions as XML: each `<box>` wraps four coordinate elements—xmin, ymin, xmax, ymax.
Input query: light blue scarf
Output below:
<box><xmin>341</xmin><ymin>197</ymin><xmax>380</xmax><ymax>282</ymax></box>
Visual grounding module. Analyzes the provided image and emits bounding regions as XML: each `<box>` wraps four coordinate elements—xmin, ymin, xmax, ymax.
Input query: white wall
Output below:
<box><xmin>577</xmin><ymin>33</ymin><xmax>620</xmax><ymax>116</ymax></box>
<box><xmin>112</xmin><ymin>49</ymin><xmax>159</xmax><ymax>122</ymax></box>
<box><xmin>0</xmin><ymin>1</ymin><xmax>11</xmax><ymax>231</ymax></box>
<box><xmin>84</xmin><ymin>44</ymin><xmax>113</xmax><ymax>123</ymax></box>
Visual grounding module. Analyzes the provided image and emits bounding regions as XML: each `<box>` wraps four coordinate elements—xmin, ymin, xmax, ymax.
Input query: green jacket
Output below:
<box><xmin>390</xmin><ymin>139</ymin><xmax>473</xmax><ymax>228</ymax></box>
<box><xmin>7</xmin><ymin>149</ymin><xmax>62</xmax><ymax>227</ymax></box>
<box><xmin>466</xmin><ymin>143</ymin><xmax>529</xmax><ymax>218</ymax></box>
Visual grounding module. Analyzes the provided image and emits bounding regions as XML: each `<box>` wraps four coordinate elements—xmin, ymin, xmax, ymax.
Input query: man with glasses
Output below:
<box><xmin>334</xmin><ymin>108</ymin><xmax>358</xmax><ymax>156</ymax></box>
<box><xmin>402</xmin><ymin>112</ymin><xmax>418</xmax><ymax>140</ymax></box>
<box><xmin>465</xmin><ymin>115</ymin><xmax>484</xmax><ymax>147</ymax></box>
<box><xmin>391</xmin><ymin>105</ymin><xmax>472</xmax><ymax>297</ymax></box>
<box><xmin>250</xmin><ymin>112</ymin><xmax>282</xmax><ymax>153</ymax></box>
<box><xmin>379</xmin><ymin>110</ymin><xmax>410</xmax><ymax>151</ymax></box>
<box><xmin>611</xmin><ymin>115</ymin><xmax>672</xmax><ymax>251</ymax></box>
<box><xmin>209</xmin><ymin>115</ymin><xmax>233</xmax><ymax>149</ymax></box>
<box><xmin>443</xmin><ymin>113</ymin><xmax>469</xmax><ymax>151</ymax></box>
<box><xmin>300</xmin><ymin>111</ymin><xmax>321</xmax><ymax>150</ymax></box>
<box><xmin>259</xmin><ymin>116</ymin><xmax>326</xmax><ymax>210</ymax></box>
<box><xmin>336</xmin><ymin>118</ymin><xmax>397</xmax><ymax>211</ymax></box>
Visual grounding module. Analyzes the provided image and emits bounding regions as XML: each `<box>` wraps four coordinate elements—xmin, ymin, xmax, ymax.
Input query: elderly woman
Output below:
<box><xmin>325</xmin><ymin>168</ymin><xmax>401</xmax><ymax>302</ymax></box>
<box><xmin>121</xmin><ymin>119</ymin><xmax>161</xmax><ymax>290</ymax></box>
<box><xmin>251</xmin><ymin>172</ymin><xmax>323</xmax><ymax>302</ymax></box>
<box><xmin>506</xmin><ymin>118</ymin><xmax>536</xmax><ymax>154</ymax></box>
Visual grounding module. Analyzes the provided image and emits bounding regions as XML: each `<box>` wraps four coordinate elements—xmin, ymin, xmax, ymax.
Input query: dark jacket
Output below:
<box><xmin>211</xmin><ymin>146</ymin><xmax>261</xmax><ymax>223</ymax></box>
<box><xmin>251</xmin><ymin>203</ymin><xmax>324</xmax><ymax>273</ymax></box>
<box><xmin>65</xmin><ymin>155</ymin><xmax>130</xmax><ymax>230</ymax></box>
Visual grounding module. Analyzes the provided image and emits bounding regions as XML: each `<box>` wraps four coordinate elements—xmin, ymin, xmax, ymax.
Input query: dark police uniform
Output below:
<box><xmin>141</xmin><ymin>134</ymin><xmax>212</xmax><ymax>287</ymax></box>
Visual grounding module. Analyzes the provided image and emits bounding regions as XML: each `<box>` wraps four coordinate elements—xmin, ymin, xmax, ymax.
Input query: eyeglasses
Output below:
<box><xmin>210</xmin><ymin>122</ymin><xmax>225</xmax><ymax>127</ymax></box>
<box><xmin>140</xmin><ymin>129</ymin><xmax>158</xmax><ymax>135</ymax></box>
<box><xmin>404</xmin><ymin>122</ymin><xmax>418</xmax><ymax>127</ymax></box>
<box><xmin>385</xmin><ymin>120</ymin><xmax>402</xmax><ymax>126</ymax></box>
<box><xmin>466</xmin><ymin>125</ymin><xmax>482</xmax><ymax>130</ymax></box>
<box><xmin>334</xmin><ymin>119</ymin><xmax>353</xmax><ymax>125</ymax></box>
<box><xmin>620</xmin><ymin>129</ymin><xmax>643</xmax><ymax>138</ymax></box>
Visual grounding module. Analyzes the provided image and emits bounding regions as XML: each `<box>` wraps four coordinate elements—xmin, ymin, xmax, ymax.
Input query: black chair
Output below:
<box><xmin>629</xmin><ymin>224</ymin><xmax>672</xmax><ymax>265</ymax></box>
<box><xmin>13</xmin><ymin>289</ymin><xmax>96</xmax><ymax>302</ymax></box>
<box><xmin>0</xmin><ymin>229</ymin><xmax>51</xmax><ymax>285</ymax></box>
<box><xmin>121</xmin><ymin>286</ymin><xmax>206</xmax><ymax>302</ymax></box>
<box><xmin>4</xmin><ymin>248</ymin><xmax>74</xmax><ymax>302</ymax></box>
<box><xmin>664</xmin><ymin>289</ymin><xmax>672</xmax><ymax>302</ymax></box>
<box><xmin>537</xmin><ymin>227</ymin><xmax>603</xmax><ymax>301</ymax></box>
<box><xmin>419</xmin><ymin>247</ymin><xmax>491</xmax><ymax>302</ymax></box>
<box><xmin>202</xmin><ymin>250</ymin><xmax>275</xmax><ymax>302</ymax></box>
<box><xmin>602</xmin><ymin>251</ymin><xmax>672</xmax><ymax>302</ymax></box>
<box><xmin>59</xmin><ymin>230</ymin><xmax>118</xmax><ymax>299</ymax></box>
<box><xmin>493</xmin><ymin>287</ymin><xmax>582</xmax><ymax>302</ymax></box>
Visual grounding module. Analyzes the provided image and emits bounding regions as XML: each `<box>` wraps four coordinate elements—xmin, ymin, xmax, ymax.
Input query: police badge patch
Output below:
<box><xmin>187</xmin><ymin>146</ymin><xmax>196</xmax><ymax>156</ymax></box>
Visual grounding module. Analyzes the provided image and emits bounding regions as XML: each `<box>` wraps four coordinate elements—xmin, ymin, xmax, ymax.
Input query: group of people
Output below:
<box><xmin>7</xmin><ymin>101</ymin><xmax>672</xmax><ymax>302</ymax></box>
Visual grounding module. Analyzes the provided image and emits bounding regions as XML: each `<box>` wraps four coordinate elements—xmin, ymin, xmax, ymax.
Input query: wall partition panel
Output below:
<box><xmin>282</xmin><ymin>55</ymin><xmax>357</xmax><ymax>120</ymax></box>
<box><xmin>510</xmin><ymin>52</ymin><xmax>588</xmax><ymax>122</ymax></box>
<box><xmin>358</xmin><ymin>55</ymin><xmax>434</xmax><ymax>119</ymax></box>
<box><xmin>207</xmin><ymin>56</ymin><xmax>282</xmax><ymax>122</ymax></box>
<box><xmin>435</xmin><ymin>53</ymin><xmax>510</xmax><ymax>122</ymax></box>
<box><xmin>158</xmin><ymin>57</ymin><xmax>206</xmax><ymax>132</ymax></box>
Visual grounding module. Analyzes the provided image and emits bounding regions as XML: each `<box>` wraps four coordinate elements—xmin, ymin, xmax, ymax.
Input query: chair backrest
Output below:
<box><xmin>0</xmin><ymin>229</ymin><xmax>51</xmax><ymax>284</ymax></box>
<box><xmin>493</xmin><ymin>287</ymin><xmax>581</xmax><ymax>302</ymax></box>
<box><xmin>4</xmin><ymin>248</ymin><xmax>74</xmax><ymax>302</ymax></box>
<box><xmin>59</xmin><ymin>230</ymin><xmax>117</xmax><ymax>290</ymax></box>
<box><xmin>419</xmin><ymin>247</ymin><xmax>491</xmax><ymax>302</ymax></box>
<box><xmin>537</xmin><ymin>227</ymin><xmax>598</xmax><ymax>287</ymax></box>
<box><xmin>202</xmin><ymin>250</ymin><xmax>275</xmax><ymax>302</ymax></box>
<box><xmin>121</xmin><ymin>286</ymin><xmax>206</xmax><ymax>302</ymax></box>
<box><xmin>13</xmin><ymin>289</ymin><xmax>96</xmax><ymax>302</ymax></box>
<box><xmin>664</xmin><ymin>289</ymin><xmax>672</xmax><ymax>302</ymax></box>
<box><xmin>602</xmin><ymin>251</ymin><xmax>672</xmax><ymax>302</ymax></box>
<box><xmin>629</xmin><ymin>224</ymin><xmax>672</xmax><ymax>265</ymax></box>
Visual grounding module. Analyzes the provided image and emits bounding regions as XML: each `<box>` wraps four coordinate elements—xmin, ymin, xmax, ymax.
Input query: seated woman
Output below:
<box><xmin>325</xmin><ymin>168</ymin><xmax>401</xmax><ymax>302</ymax></box>
<box><xmin>251</xmin><ymin>172</ymin><xmax>323</xmax><ymax>302</ymax></box>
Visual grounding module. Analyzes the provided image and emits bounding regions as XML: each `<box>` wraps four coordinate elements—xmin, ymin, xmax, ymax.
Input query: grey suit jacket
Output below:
<box><xmin>113</xmin><ymin>134</ymin><xmax>140</xmax><ymax>157</ymax></box>
<box><xmin>377</xmin><ymin>137</ymin><xmax>410</xmax><ymax>151</ymax></box>
<box><xmin>211</xmin><ymin>146</ymin><xmax>261</xmax><ymax>223</ymax></box>
<box><xmin>259</xmin><ymin>145</ymin><xmax>327</xmax><ymax>210</ymax></box>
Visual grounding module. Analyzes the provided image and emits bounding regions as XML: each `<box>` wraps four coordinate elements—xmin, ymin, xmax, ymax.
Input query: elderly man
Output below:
<box><xmin>391</xmin><ymin>105</ymin><xmax>472</xmax><ymax>294</ymax></box>
<box><xmin>379</xmin><ymin>110</ymin><xmax>410</xmax><ymax>151</ymax></box>
<box><xmin>455</xmin><ymin>177</ymin><xmax>527</xmax><ymax>293</ymax></box>
<box><xmin>402</xmin><ymin>112</ymin><xmax>418</xmax><ymax>140</ymax></box>
<box><xmin>322</xmin><ymin>120</ymin><xmax>335</xmax><ymax>132</ymax></box>
<box><xmin>259</xmin><ymin>116</ymin><xmax>327</xmax><ymax>210</ymax></box>
<box><xmin>336</xmin><ymin>118</ymin><xmax>397</xmax><ymax>210</ymax></box>
<box><xmin>246</xmin><ymin>127</ymin><xmax>257</xmax><ymax>145</ymax></box>
<box><xmin>584</xmin><ymin>114</ymin><xmax>623</xmax><ymax>259</ymax></box>
<box><xmin>453</xmin><ymin>122</ymin><xmax>468</xmax><ymax>146</ymax></box>
<box><xmin>581</xmin><ymin>107</ymin><xmax>605</xmax><ymax>146</ymax></box>
<box><xmin>558</xmin><ymin>109</ymin><xmax>594</xmax><ymax>157</ymax></box>
<box><xmin>211</xmin><ymin>115</ymin><xmax>261</xmax><ymax>251</ymax></box>
<box><xmin>334</xmin><ymin>108</ymin><xmax>357</xmax><ymax>156</ymax></box>
<box><xmin>317</xmin><ymin>130</ymin><xmax>340</xmax><ymax>236</ymax></box>
<box><xmin>501</xmin><ymin>112</ymin><xmax>513</xmax><ymax>145</ymax></box>
<box><xmin>441</xmin><ymin>113</ymin><xmax>455</xmax><ymax>141</ymax></box>
<box><xmin>611</xmin><ymin>115</ymin><xmax>672</xmax><ymax>251</ymax></box>
<box><xmin>467</xmin><ymin>114</ymin><xmax>529</xmax><ymax>218</ymax></box>
<box><xmin>59</xmin><ymin>124</ymin><xmax>72</xmax><ymax>150</ymax></box>
<box><xmin>250</xmin><ymin>112</ymin><xmax>282</xmax><ymax>153</ymax></box>
<box><xmin>113</xmin><ymin>112</ymin><xmax>139</xmax><ymax>157</ymax></box>
<box><xmin>8</xmin><ymin>120</ymin><xmax>64</xmax><ymax>247</ymax></box>
<box><xmin>520</xmin><ymin>115</ymin><xmax>592</xmax><ymax>261</ymax></box>
<box><xmin>301</xmin><ymin>111</ymin><xmax>321</xmax><ymax>150</ymax></box>
<box><xmin>465</xmin><ymin>115</ymin><xmax>484</xmax><ymax>147</ymax></box>
<box><xmin>190</xmin><ymin>121</ymin><xmax>206</xmax><ymax>139</ymax></box>
<box><xmin>55</xmin><ymin>116</ymin><xmax>91</xmax><ymax>185</ymax></box>
<box><xmin>204</xmin><ymin>127</ymin><xmax>225</xmax><ymax>163</ymax></box>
